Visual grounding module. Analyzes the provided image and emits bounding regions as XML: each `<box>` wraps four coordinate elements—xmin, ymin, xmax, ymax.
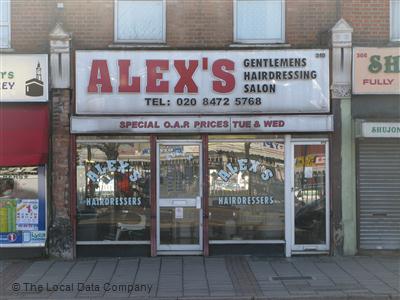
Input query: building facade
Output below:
<box><xmin>0</xmin><ymin>0</ymin><xmax>398</xmax><ymax>258</ymax></box>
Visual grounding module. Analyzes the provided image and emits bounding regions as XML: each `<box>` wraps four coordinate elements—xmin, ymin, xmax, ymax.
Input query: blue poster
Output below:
<box><xmin>0</xmin><ymin>166</ymin><xmax>46</xmax><ymax>247</ymax></box>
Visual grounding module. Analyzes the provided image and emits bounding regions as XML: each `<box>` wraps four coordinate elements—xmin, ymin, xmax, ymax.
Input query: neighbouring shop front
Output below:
<box><xmin>353</xmin><ymin>47</ymin><xmax>400</xmax><ymax>251</ymax></box>
<box><xmin>0</xmin><ymin>55</ymin><xmax>49</xmax><ymax>253</ymax></box>
<box><xmin>71</xmin><ymin>50</ymin><xmax>333</xmax><ymax>257</ymax></box>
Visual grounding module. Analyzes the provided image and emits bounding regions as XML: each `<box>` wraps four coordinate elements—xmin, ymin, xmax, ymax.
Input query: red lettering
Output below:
<box><xmin>212</xmin><ymin>59</ymin><xmax>235</xmax><ymax>93</ymax></box>
<box><xmin>146</xmin><ymin>60</ymin><xmax>169</xmax><ymax>93</ymax></box>
<box><xmin>118</xmin><ymin>60</ymin><xmax>140</xmax><ymax>93</ymax></box>
<box><xmin>264</xmin><ymin>120</ymin><xmax>273</xmax><ymax>127</ymax></box>
<box><xmin>264</xmin><ymin>120</ymin><xmax>285</xmax><ymax>127</ymax></box>
<box><xmin>87</xmin><ymin>60</ymin><xmax>112</xmax><ymax>93</ymax></box>
<box><xmin>174</xmin><ymin>60</ymin><xmax>199</xmax><ymax>93</ymax></box>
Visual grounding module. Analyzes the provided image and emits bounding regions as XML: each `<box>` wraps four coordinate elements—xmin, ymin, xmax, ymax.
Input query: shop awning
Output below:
<box><xmin>0</xmin><ymin>104</ymin><xmax>49</xmax><ymax>167</ymax></box>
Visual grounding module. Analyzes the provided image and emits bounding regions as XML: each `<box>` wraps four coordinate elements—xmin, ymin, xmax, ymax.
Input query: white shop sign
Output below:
<box><xmin>0</xmin><ymin>54</ymin><xmax>48</xmax><ymax>102</ymax></box>
<box><xmin>70</xmin><ymin>115</ymin><xmax>333</xmax><ymax>134</ymax></box>
<box><xmin>75</xmin><ymin>50</ymin><xmax>329</xmax><ymax>115</ymax></box>
<box><xmin>361</xmin><ymin>122</ymin><xmax>400</xmax><ymax>138</ymax></box>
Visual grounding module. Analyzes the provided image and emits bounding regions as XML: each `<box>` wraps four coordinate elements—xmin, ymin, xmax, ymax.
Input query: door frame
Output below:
<box><xmin>156</xmin><ymin>140</ymin><xmax>203</xmax><ymax>252</ymax></box>
<box><xmin>290</xmin><ymin>139</ymin><xmax>330</xmax><ymax>252</ymax></box>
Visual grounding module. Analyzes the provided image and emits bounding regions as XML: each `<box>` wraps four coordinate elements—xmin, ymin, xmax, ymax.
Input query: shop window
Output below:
<box><xmin>391</xmin><ymin>0</ymin><xmax>400</xmax><ymax>41</ymax></box>
<box><xmin>234</xmin><ymin>0</ymin><xmax>285</xmax><ymax>44</ymax></box>
<box><xmin>76</xmin><ymin>140</ymin><xmax>151</xmax><ymax>242</ymax></box>
<box><xmin>115</xmin><ymin>0</ymin><xmax>165</xmax><ymax>43</ymax></box>
<box><xmin>0</xmin><ymin>167</ymin><xmax>47</xmax><ymax>246</ymax></box>
<box><xmin>0</xmin><ymin>0</ymin><xmax>10</xmax><ymax>48</ymax></box>
<box><xmin>208</xmin><ymin>141</ymin><xmax>285</xmax><ymax>241</ymax></box>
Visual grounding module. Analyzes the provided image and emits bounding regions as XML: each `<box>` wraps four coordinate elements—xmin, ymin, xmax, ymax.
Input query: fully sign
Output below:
<box><xmin>0</xmin><ymin>54</ymin><xmax>48</xmax><ymax>102</ymax></box>
<box><xmin>76</xmin><ymin>50</ymin><xmax>329</xmax><ymax>114</ymax></box>
<box><xmin>353</xmin><ymin>47</ymin><xmax>400</xmax><ymax>94</ymax></box>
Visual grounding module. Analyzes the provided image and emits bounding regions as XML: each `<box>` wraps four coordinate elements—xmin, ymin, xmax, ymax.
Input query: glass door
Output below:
<box><xmin>157</xmin><ymin>142</ymin><xmax>203</xmax><ymax>252</ymax></box>
<box><xmin>292</xmin><ymin>141</ymin><xmax>329</xmax><ymax>251</ymax></box>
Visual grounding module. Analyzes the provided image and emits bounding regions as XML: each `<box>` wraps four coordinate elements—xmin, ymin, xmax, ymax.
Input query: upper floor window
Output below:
<box><xmin>234</xmin><ymin>0</ymin><xmax>285</xmax><ymax>44</ymax></box>
<box><xmin>115</xmin><ymin>0</ymin><xmax>165</xmax><ymax>43</ymax></box>
<box><xmin>0</xmin><ymin>0</ymin><xmax>10</xmax><ymax>48</ymax></box>
<box><xmin>391</xmin><ymin>0</ymin><xmax>400</xmax><ymax>41</ymax></box>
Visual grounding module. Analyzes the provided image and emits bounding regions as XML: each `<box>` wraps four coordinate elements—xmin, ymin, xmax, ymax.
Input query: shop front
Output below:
<box><xmin>71</xmin><ymin>50</ymin><xmax>332</xmax><ymax>257</ymax></box>
<box><xmin>353</xmin><ymin>47</ymin><xmax>400</xmax><ymax>251</ymax></box>
<box><xmin>0</xmin><ymin>55</ymin><xmax>49</xmax><ymax>253</ymax></box>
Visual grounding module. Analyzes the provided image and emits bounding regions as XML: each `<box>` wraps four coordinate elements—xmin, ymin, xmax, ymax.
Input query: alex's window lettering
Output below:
<box><xmin>208</xmin><ymin>141</ymin><xmax>285</xmax><ymax>241</ymax></box>
<box><xmin>115</xmin><ymin>0</ymin><xmax>165</xmax><ymax>43</ymax></box>
<box><xmin>76</xmin><ymin>140</ymin><xmax>151</xmax><ymax>242</ymax></box>
<box><xmin>235</xmin><ymin>0</ymin><xmax>285</xmax><ymax>43</ymax></box>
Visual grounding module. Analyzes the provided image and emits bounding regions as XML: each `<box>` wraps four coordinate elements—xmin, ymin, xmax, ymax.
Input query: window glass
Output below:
<box><xmin>0</xmin><ymin>0</ymin><xmax>9</xmax><ymax>23</ymax></box>
<box><xmin>236</xmin><ymin>0</ymin><xmax>283</xmax><ymax>43</ymax></box>
<box><xmin>294</xmin><ymin>144</ymin><xmax>326</xmax><ymax>245</ymax></box>
<box><xmin>0</xmin><ymin>0</ymin><xmax>10</xmax><ymax>48</ymax></box>
<box><xmin>0</xmin><ymin>26</ymin><xmax>9</xmax><ymax>48</ymax></box>
<box><xmin>116</xmin><ymin>0</ymin><xmax>164</xmax><ymax>42</ymax></box>
<box><xmin>391</xmin><ymin>0</ymin><xmax>400</xmax><ymax>41</ymax></box>
<box><xmin>159</xmin><ymin>144</ymin><xmax>200</xmax><ymax>199</ymax></box>
<box><xmin>0</xmin><ymin>167</ymin><xmax>46</xmax><ymax>246</ymax></box>
<box><xmin>208</xmin><ymin>141</ymin><xmax>285</xmax><ymax>241</ymax></box>
<box><xmin>76</xmin><ymin>141</ymin><xmax>151</xmax><ymax>242</ymax></box>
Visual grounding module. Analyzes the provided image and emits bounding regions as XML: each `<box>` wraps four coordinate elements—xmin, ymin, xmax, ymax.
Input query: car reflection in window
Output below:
<box><xmin>294</xmin><ymin>189</ymin><xmax>325</xmax><ymax>244</ymax></box>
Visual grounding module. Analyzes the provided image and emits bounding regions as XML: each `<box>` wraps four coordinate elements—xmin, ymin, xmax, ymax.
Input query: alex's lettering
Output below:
<box><xmin>87</xmin><ymin>58</ymin><xmax>236</xmax><ymax>94</ymax></box>
<box><xmin>217</xmin><ymin>159</ymin><xmax>274</xmax><ymax>182</ymax></box>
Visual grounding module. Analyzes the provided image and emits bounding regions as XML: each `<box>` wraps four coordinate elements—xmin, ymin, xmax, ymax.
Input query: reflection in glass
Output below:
<box><xmin>159</xmin><ymin>145</ymin><xmax>200</xmax><ymax>199</ymax></box>
<box><xmin>208</xmin><ymin>141</ymin><xmax>285</xmax><ymax>240</ymax></box>
<box><xmin>76</xmin><ymin>141</ymin><xmax>151</xmax><ymax>241</ymax></box>
<box><xmin>159</xmin><ymin>207</ymin><xmax>199</xmax><ymax>245</ymax></box>
<box><xmin>294</xmin><ymin>144</ymin><xmax>326</xmax><ymax>244</ymax></box>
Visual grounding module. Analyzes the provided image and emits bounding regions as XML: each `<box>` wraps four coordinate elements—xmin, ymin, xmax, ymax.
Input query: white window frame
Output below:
<box><xmin>390</xmin><ymin>0</ymin><xmax>400</xmax><ymax>42</ymax></box>
<box><xmin>0</xmin><ymin>0</ymin><xmax>11</xmax><ymax>48</ymax></box>
<box><xmin>114</xmin><ymin>0</ymin><xmax>166</xmax><ymax>44</ymax></box>
<box><xmin>234</xmin><ymin>0</ymin><xmax>285</xmax><ymax>44</ymax></box>
<box><xmin>290</xmin><ymin>139</ymin><xmax>330</xmax><ymax>254</ymax></box>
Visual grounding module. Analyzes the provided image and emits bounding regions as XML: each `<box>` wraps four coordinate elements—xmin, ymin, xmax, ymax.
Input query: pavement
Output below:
<box><xmin>0</xmin><ymin>255</ymin><xmax>399</xmax><ymax>299</ymax></box>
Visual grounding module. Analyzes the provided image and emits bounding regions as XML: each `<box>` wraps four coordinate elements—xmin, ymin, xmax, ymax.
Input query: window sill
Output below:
<box><xmin>388</xmin><ymin>40</ymin><xmax>400</xmax><ymax>45</ymax></box>
<box><xmin>229</xmin><ymin>43</ymin><xmax>291</xmax><ymax>49</ymax></box>
<box><xmin>0</xmin><ymin>48</ymin><xmax>15</xmax><ymax>53</ymax></box>
<box><xmin>108</xmin><ymin>43</ymin><xmax>170</xmax><ymax>49</ymax></box>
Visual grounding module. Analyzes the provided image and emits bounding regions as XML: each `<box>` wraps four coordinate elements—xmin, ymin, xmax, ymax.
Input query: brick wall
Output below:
<box><xmin>11</xmin><ymin>0</ymin><xmax>55</xmax><ymax>52</ymax></box>
<box><xmin>286</xmin><ymin>0</ymin><xmax>338</xmax><ymax>47</ymax></box>
<box><xmin>10</xmin><ymin>0</ymin><xmax>393</xmax><ymax>52</ymax></box>
<box><xmin>48</xmin><ymin>89</ymin><xmax>73</xmax><ymax>259</ymax></box>
<box><xmin>61</xmin><ymin>0</ymin><xmax>113</xmax><ymax>49</ymax></box>
<box><xmin>342</xmin><ymin>0</ymin><xmax>390</xmax><ymax>45</ymax></box>
<box><xmin>167</xmin><ymin>0</ymin><xmax>232</xmax><ymax>48</ymax></box>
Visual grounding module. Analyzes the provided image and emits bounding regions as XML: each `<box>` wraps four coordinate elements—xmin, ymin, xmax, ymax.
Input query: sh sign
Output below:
<box><xmin>353</xmin><ymin>47</ymin><xmax>400</xmax><ymax>94</ymax></box>
<box><xmin>76</xmin><ymin>50</ymin><xmax>329</xmax><ymax>115</ymax></box>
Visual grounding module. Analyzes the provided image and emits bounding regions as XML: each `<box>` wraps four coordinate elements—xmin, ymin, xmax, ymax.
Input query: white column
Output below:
<box><xmin>284</xmin><ymin>134</ymin><xmax>292</xmax><ymax>257</ymax></box>
<box><xmin>49</xmin><ymin>23</ymin><xmax>71</xmax><ymax>89</ymax></box>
